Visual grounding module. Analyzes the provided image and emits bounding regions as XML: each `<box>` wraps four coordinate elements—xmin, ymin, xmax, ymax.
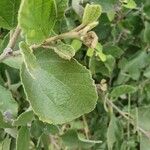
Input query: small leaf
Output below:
<box><xmin>13</xmin><ymin>110</ymin><xmax>34</xmax><ymax>126</ymax></box>
<box><xmin>87</xmin><ymin>48</ymin><xmax>94</xmax><ymax>57</ymax></box>
<box><xmin>20</xmin><ymin>42</ymin><xmax>98</xmax><ymax>124</ymax></box>
<box><xmin>55</xmin><ymin>0</ymin><xmax>68</xmax><ymax>20</ymax></box>
<box><xmin>0</xmin><ymin>112</ymin><xmax>12</xmax><ymax>128</ymax></box>
<box><xmin>3</xmin><ymin>54</ymin><xmax>23</xmax><ymax>69</ymax></box>
<box><xmin>82</xmin><ymin>4</ymin><xmax>102</xmax><ymax>25</ymax></box>
<box><xmin>0</xmin><ymin>0</ymin><xmax>21</xmax><ymax>29</ymax></box>
<box><xmin>140</xmin><ymin>135</ymin><xmax>150</xmax><ymax>150</ymax></box>
<box><xmin>52</xmin><ymin>42</ymin><xmax>75</xmax><ymax>60</ymax></box>
<box><xmin>95</xmin><ymin>43</ymin><xmax>106</xmax><ymax>62</ymax></box>
<box><xmin>16</xmin><ymin>126</ymin><xmax>30</xmax><ymax>150</ymax></box>
<box><xmin>18</xmin><ymin>0</ymin><xmax>57</xmax><ymax>44</ymax></box>
<box><xmin>30</xmin><ymin>120</ymin><xmax>45</xmax><ymax>138</ymax></box>
<box><xmin>107</xmin><ymin>115</ymin><xmax>123</xmax><ymax>150</ymax></box>
<box><xmin>123</xmin><ymin>0</ymin><xmax>137</xmax><ymax>9</ymax></box>
<box><xmin>110</xmin><ymin>85</ymin><xmax>136</xmax><ymax>98</ymax></box>
<box><xmin>133</xmin><ymin>106</ymin><xmax>150</xmax><ymax>131</ymax></box>
<box><xmin>71</xmin><ymin>39</ymin><xmax>82</xmax><ymax>52</ymax></box>
<box><xmin>0</xmin><ymin>85</ymin><xmax>18</xmax><ymax>117</ymax></box>
<box><xmin>144</xmin><ymin>22</ymin><xmax>150</xmax><ymax>44</ymax></box>
<box><xmin>0</xmin><ymin>136</ymin><xmax>11</xmax><ymax>150</ymax></box>
<box><xmin>61</xmin><ymin>130</ymin><xmax>101</xmax><ymax>149</ymax></box>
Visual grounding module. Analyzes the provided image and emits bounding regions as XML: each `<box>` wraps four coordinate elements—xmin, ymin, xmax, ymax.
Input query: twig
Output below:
<box><xmin>106</xmin><ymin>99</ymin><xmax>150</xmax><ymax>139</ymax></box>
<box><xmin>0</xmin><ymin>23</ymin><xmax>96</xmax><ymax>62</ymax></box>
<box><xmin>7</xmin><ymin>25</ymin><xmax>21</xmax><ymax>49</ymax></box>
<box><xmin>0</xmin><ymin>25</ymin><xmax>21</xmax><ymax>62</ymax></box>
<box><xmin>82</xmin><ymin>115</ymin><xmax>89</xmax><ymax>139</ymax></box>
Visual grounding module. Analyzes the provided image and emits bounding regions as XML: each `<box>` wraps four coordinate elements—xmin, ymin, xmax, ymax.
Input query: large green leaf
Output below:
<box><xmin>0</xmin><ymin>0</ymin><xmax>21</xmax><ymax>29</ymax></box>
<box><xmin>18</xmin><ymin>0</ymin><xmax>57</xmax><ymax>44</ymax></box>
<box><xmin>0</xmin><ymin>85</ymin><xmax>18</xmax><ymax>117</ymax></box>
<box><xmin>20</xmin><ymin>42</ymin><xmax>98</xmax><ymax>124</ymax></box>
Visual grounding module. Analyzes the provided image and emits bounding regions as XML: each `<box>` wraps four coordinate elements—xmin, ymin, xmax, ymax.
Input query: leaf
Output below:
<box><xmin>44</xmin><ymin>124</ymin><xmax>59</xmax><ymax>135</ymax></box>
<box><xmin>104</xmin><ymin>55</ymin><xmax>115</xmax><ymax>76</ymax></box>
<box><xmin>103</xmin><ymin>45</ymin><xmax>124</xmax><ymax>58</ymax></box>
<box><xmin>61</xmin><ymin>130</ymin><xmax>101</xmax><ymax>149</ymax></box>
<box><xmin>71</xmin><ymin>39</ymin><xmax>82</xmax><ymax>52</ymax></box>
<box><xmin>91</xmin><ymin>0</ymin><xmax>116</xmax><ymax>12</ymax></box>
<box><xmin>18</xmin><ymin>0</ymin><xmax>57</xmax><ymax>44</ymax></box>
<box><xmin>144</xmin><ymin>22</ymin><xmax>150</xmax><ymax>44</ymax></box>
<box><xmin>72</xmin><ymin>0</ymin><xmax>84</xmax><ymax>17</ymax></box>
<box><xmin>52</xmin><ymin>42</ymin><xmax>75</xmax><ymax>60</ymax></box>
<box><xmin>123</xmin><ymin>0</ymin><xmax>137</xmax><ymax>9</ymax></box>
<box><xmin>13</xmin><ymin>110</ymin><xmax>34</xmax><ymax>126</ymax></box>
<box><xmin>107</xmin><ymin>115</ymin><xmax>123</xmax><ymax>150</ymax></box>
<box><xmin>0</xmin><ymin>112</ymin><xmax>12</xmax><ymax>128</ymax></box>
<box><xmin>20</xmin><ymin>42</ymin><xmax>98</xmax><ymax>124</ymax></box>
<box><xmin>30</xmin><ymin>120</ymin><xmax>45</xmax><ymax>138</ymax></box>
<box><xmin>87</xmin><ymin>48</ymin><xmax>94</xmax><ymax>57</ymax></box>
<box><xmin>0</xmin><ymin>0</ymin><xmax>21</xmax><ymax>29</ymax></box>
<box><xmin>110</xmin><ymin>85</ymin><xmax>136</xmax><ymax>98</ymax></box>
<box><xmin>3</xmin><ymin>54</ymin><xmax>23</xmax><ymax>69</ymax></box>
<box><xmin>0</xmin><ymin>85</ymin><xmax>18</xmax><ymax>117</ymax></box>
<box><xmin>95</xmin><ymin>43</ymin><xmax>106</xmax><ymax>62</ymax></box>
<box><xmin>0</xmin><ymin>136</ymin><xmax>11</xmax><ymax>150</ymax></box>
<box><xmin>134</xmin><ymin>106</ymin><xmax>150</xmax><ymax>131</ymax></box>
<box><xmin>0</xmin><ymin>33</ymin><xmax>9</xmax><ymax>54</ymax></box>
<box><xmin>140</xmin><ymin>135</ymin><xmax>150</xmax><ymax>150</ymax></box>
<box><xmin>16</xmin><ymin>126</ymin><xmax>30</xmax><ymax>150</ymax></box>
<box><xmin>82</xmin><ymin>4</ymin><xmax>102</xmax><ymax>25</ymax></box>
<box><xmin>55</xmin><ymin>0</ymin><xmax>68</xmax><ymax>20</ymax></box>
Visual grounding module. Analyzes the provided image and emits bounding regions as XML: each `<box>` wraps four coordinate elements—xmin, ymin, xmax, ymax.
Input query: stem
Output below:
<box><xmin>7</xmin><ymin>25</ymin><xmax>21</xmax><ymax>49</ymax></box>
<box><xmin>127</xmin><ymin>94</ymin><xmax>131</xmax><ymax>150</ymax></box>
<box><xmin>82</xmin><ymin>115</ymin><xmax>89</xmax><ymax>139</ymax></box>
<box><xmin>0</xmin><ymin>25</ymin><xmax>21</xmax><ymax>62</ymax></box>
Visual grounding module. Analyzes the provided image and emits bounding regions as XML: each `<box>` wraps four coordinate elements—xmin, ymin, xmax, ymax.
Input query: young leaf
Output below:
<box><xmin>3</xmin><ymin>55</ymin><xmax>23</xmax><ymax>69</ymax></box>
<box><xmin>107</xmin><ymin>115</ymin><xmax>123</xmax><ymax>150</ymax></box>
<box><xmin>110</xmin><ymin>85</ymin><xmax>136</xmax><ymax>98</ymax></box>
<box><xmin>51</xmin><ymin>42</ymin><xmax>75</xmax><ymax>60</ymax></box>
<box><xmin>18</xmin><ymin>0</ymin><xmax>57</xmax><ymax>44</ymax></box>
<box><xmin>61</xmin><ymin>130</ymin><xmax>101</xmax><ymax>149</ymax></box>
<box><xmin>140</xmin><ymin>135</ymin><xmax>150</xmax><ymax>150</ymax></box>
<box><xmin>13</xmin><ymin>110</ymin><xmax>34</xmax><ymax>126</ymax></box>
<box><xmin>82</xmin><ymin>4</ymin><xmax>102</xmax><ymax>25</ymax></box>
<box><xmin>0</xmin><ymin>112</ymin><xmax>12</xmax><ymax>128</ymax></box>
<box><xmin>144</xmin><ymin>22</ymin><xmax>150</xmax><ymax>44</ymax></box>
<box><xmin>16</xmin><ymin>126</ymin><xmax>30</xmax><ymax>150</ymax></box>
<box><xmin>20</xmin><ymin>42</ymin><xmax>98</xmax><ymax>124</ymax></box>
<box><xmin>55</xmin><ymin>0</ymin><xmax>68</xmax><ymax>20</ymax></box>
<box><xmin>0</xmin><ymin>136</ymin><xmax>11</xmax><ymax>150</ymax></box>
<box><xmin>123</xmin><ymin>0</ymin><xmax>137</xmax><ymax>9</ymax></box>
<box><xmin>0</xmin><ymin>0</ymin><xmax>21</xmax><ymax>29</ymax></box>
<box><xmin>0</xmin><ymin>85</ymin><xmax>18</xmax><ymax>117</ymax></box>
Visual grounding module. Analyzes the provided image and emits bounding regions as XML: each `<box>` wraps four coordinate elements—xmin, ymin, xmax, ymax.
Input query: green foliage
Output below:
<box><xmin>0</xmin><ymin>0</ymin><xmax>150</xmax><ymax>149</ymax></box>
<box><xmin>0</xmin><ymin>0</ymin><xmax>21</xmax><ymax>30</ymax></box>
<box><xmin>16</xmin><ymin>126</ymin><xmax>30</xmax><ymax>150</ymax></box>
<box><xmin>18</xmin><ymin>0</ymin><xmax>56</xmax><ymax>44</ymax></box>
